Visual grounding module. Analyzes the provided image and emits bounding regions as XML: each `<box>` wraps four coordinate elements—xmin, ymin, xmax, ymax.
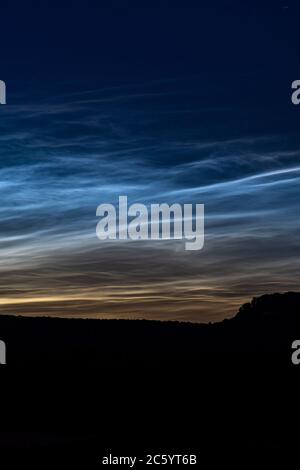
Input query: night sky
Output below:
<box><xmin>0</xmin><ymin>0</ymin><xmax>299</xmax><ymax>321</ymax></box>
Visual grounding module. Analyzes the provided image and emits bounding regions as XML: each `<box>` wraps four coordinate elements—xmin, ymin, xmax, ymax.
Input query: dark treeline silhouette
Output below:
<box><xmin>1</xmin><ymin>293</ymin><xmax>300</xmax><ymax>463</ymax></box>
<box><xmin>0</xmin><ymin>291</ymin><xmax>299</xmax><ymax>367</ymax></box>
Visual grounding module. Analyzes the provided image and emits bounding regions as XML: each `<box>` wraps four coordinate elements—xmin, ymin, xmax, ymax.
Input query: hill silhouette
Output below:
<box><xmin>0</xmin><ymin>291</ymin><xmax>299</xmax><ymax>367</ymax></box>
<box><xmin>1</xmin><ymin>294</ymin><xmax>299</xmax><ymax>462</ymax></box>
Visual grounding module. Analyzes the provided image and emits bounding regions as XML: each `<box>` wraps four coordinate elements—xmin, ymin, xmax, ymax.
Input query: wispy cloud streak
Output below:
<box><xmin>0</xmin><ymin>85</ymin><xmax>299</xmax><ymax>321</ymax></box>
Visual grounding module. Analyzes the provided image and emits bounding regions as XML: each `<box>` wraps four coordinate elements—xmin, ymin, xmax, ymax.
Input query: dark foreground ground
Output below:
<box><xmin>0</xmin><ymin>291</ymin><xmax>300</xmax><ymax>367</ymax></box>
<box><xmin>1</xmin><ymin>292</ymin><xmax>300</xmax><ymax>465</ymax></box>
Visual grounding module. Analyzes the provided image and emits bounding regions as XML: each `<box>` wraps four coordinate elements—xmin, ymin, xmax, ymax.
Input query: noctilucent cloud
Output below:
<box><xmin>0</xmin><ymin>1</ymin><xmax>299</xmax><ymax>321</ymax></box>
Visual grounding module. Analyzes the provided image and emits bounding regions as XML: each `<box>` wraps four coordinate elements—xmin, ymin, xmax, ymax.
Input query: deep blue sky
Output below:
<box><xmin>1</xmin><ymin>1</ymin><xmax>299</xmax><ymax>98</ymax></box>
<box><xmin>0</xmin><ymin>0</ymin><xmax>299</xmax><ymax>321</ymax></box>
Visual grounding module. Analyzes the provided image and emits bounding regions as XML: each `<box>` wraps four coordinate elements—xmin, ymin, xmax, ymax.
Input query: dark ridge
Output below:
<box><xmin>0</xmin><ymin>291</ymin><xmax>299</xmax><ymax>367</ymax></box>
<box><xmin>0</xmin><ymin>293</ymin><xmax>299</xmax><ymax>461</ymax></box>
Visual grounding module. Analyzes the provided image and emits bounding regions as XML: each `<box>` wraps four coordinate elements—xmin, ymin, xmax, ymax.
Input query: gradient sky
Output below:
<box><xmin>0</xmin><ymin>0</ymin><xmax>299</xmax><ymax>322</ymax></box>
